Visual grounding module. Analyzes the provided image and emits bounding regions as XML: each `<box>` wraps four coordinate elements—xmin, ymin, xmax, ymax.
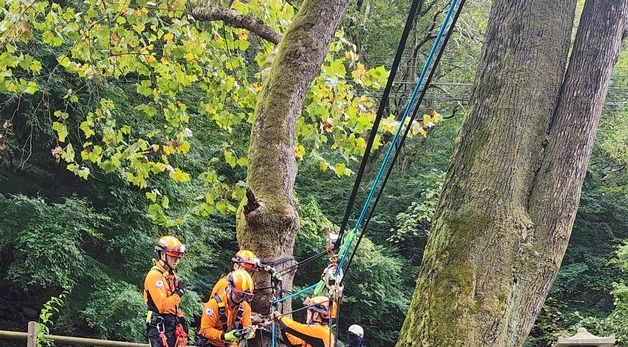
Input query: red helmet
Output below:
<box><xmin>232</xmin><ymin>250</ymin><xmax>260</xmax><ymax>271</ymax></box>
<box><xmin>304</xmin><ymin>296</ymin><xmax>337</xmax><ymax>319</ymax></box>
<box><xmin>155</xmin><ymin>236</ymin><xmax>186</xmax><ymax>258</ymax></box>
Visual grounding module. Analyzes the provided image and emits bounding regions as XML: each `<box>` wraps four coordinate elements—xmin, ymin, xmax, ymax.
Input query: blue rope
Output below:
<box><xmin>269</xmin><ymin>0</ymin><xmax>460</xmax><ymax>311</ymax></box>
<box><xmin>272</xmin><ymin>282</ymin><xmax>318</xmax><ymax>304</ymax></box>
<box><xmin>268</xmin><ymin>6</ymin><xmax>459</xmax><ymax>347</ymax></box>
<box><xmin>337</xmin><ymin>0</ymin><xmax>460</xmax><ymax>272</ymax></box>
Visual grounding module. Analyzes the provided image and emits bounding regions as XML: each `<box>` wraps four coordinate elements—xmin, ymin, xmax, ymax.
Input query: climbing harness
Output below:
<box><xmin>156</xmin><ymin>318</ymin><xmax>169</xmax><ymax>347</ymax></box>
<box><xmin>215</xmin><ymin>294</ymin><xmax>244</xmax><ymax>332</ymax></box>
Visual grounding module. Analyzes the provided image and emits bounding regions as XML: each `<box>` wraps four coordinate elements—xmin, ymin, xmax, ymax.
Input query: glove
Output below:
<box><xmin>223</xmin><ymin>330</ymin><xmax>238</xmax><ymax>341</ymax></box>
<box><xmin>175</xmin><ymin>280</ymin><xmax>186</xmax><ymax>297</ymax></box>
<box><xmin>244</xmin><ymin>329</ymin><xmax>255</xmax><ymax>340</ymax></box>
<box><xmin>269</xmin><ymin>311</ymin><xmax>282</xmax><ymax>321</ymax></box>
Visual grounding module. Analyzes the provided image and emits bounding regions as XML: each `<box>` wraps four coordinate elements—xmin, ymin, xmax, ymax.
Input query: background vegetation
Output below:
<box><xmin>0</xmin><ymin>0</ymin><xmax>625</xmax><ymax>346</ymax></box>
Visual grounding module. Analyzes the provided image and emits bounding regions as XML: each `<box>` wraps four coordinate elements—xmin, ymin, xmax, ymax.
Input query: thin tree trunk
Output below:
<box><xmin>235</xmin><ymin>0</ymin><xmax>351</xmax><ymax>344</ymax></box>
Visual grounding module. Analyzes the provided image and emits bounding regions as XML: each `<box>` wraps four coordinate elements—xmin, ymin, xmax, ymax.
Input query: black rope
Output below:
<box><xmin>334</xmin><ymin>0</ymin><xmax>424</xmax><ymax>250</ymax></box>
<box><xmin>343</xmin><ymin>0</ymin><xmax>467</xmax><ymax>280</ymax></box>
<box><xmin>276</xmin><ymin>250</ymin><xmax>327</xmax><ymax>277</ymax></box>
<box><xmin>263</xmin><ymin>256</ymin><xmax>295</xmax><ymax>267</ymax></box>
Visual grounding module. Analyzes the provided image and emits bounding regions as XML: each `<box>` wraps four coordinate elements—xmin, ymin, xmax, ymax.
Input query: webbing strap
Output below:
<box><xmin>215</xmin><ymin>295</ymin><xmax>228</xmax><ymax>333</ymax></box>
<box><xmin>214</xmin><ymin>294</ymin><xmax>244</xmax><ymax>335</ymax></box>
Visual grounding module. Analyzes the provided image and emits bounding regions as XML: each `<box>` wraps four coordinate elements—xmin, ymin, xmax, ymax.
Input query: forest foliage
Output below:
<box><xmin>0</xmin><ymin>0</ymin><xmax>626</xmax><ymax>346</ymax></box>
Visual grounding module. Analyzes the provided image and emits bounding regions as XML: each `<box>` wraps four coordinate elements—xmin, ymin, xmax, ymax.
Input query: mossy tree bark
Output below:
<box><xmin>234</xmin><ymin>0</ymin><xmax>350</xmax><ymax>343</ymax></box>
<box><xmin>396</xmin><ymin>0</ymin><xmax>628</xmax><ymax>346</ymax></box>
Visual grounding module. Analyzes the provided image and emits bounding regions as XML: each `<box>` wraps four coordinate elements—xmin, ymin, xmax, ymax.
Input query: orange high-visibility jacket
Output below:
<box><xmin>210</xmin><ymin>276</ymin><xmax>228</xmax><ymax>297</ymax></box>
<box><xmin>143</xmin><ymin>262</ymin><xmax>183</xmax><ymax>316</ymax></box>
<box><xmin>198</xmin><ymin>291</ymin><xmax>252</xmax><ymax>347</ymax></box>
<box><xmin>278</xmin><ymin>317</ymin><xmax>334</xmax><ymax>347</ymax></box>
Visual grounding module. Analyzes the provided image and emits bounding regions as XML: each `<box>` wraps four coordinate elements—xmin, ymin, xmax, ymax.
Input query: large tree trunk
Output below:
<box><xmin>235</xmin><ymin>0</ymin><xmax>350</xmax><ymax>343</ymax></box>
<box><xmin>396</xmin><ymin>0</ymin><xmax>627</xmax><ymax>346</ymax></box>
<box><xmin>508</xmin><ymin>1</ymin><xmax>628</xmax><ymax>345</ymax></box>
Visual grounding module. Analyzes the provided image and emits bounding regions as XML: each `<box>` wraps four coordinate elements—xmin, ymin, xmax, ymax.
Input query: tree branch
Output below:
<box><xmin>191</xmin><ymin>7</ymin><xmax>283</xmax><ymax>44</ymax></box>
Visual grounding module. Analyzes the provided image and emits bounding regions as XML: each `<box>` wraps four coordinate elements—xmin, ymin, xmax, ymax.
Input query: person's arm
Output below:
<box><xmin>281</xmin><ymin>330</ymin><xmax>306</xmax><ymax>347</ymax></box>
<box><xmin>198</xmin><ymin>300</ymin><xmax>225</xmax><ymax>341</ymax></box>
<box><xmin>144</xmin><ymin>271</ymin><xmax>181</xmax><ymax>314</ymax></box>
<box><xmin>241</xmin><ymin>303</ymin><xmax>252</xmax><ymax>328</ymax></box>
<box><xmin>277</xmin><ymin>317</ymin><xmax>327</xmax><ymax>347</ymax></box>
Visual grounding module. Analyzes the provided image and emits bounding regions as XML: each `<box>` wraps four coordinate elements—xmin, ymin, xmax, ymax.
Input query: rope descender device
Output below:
<box><xmin>322</xmin><ymin>229</ymin><xmax>343</xmax><ymax>298</ymax></box>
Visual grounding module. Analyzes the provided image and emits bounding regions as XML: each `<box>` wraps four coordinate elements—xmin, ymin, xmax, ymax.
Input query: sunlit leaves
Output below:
<box><xmin>52</xmin><ymin>122</ymin><xmax>68</xmax><ymax>142</ymax></box>
<box><xmin>169</xmin><ymin>168</ymin><xmax>190</xmax><ymax>182</ymax></box>
<box><xmin>0</xmin><ymin>0</ymin><xmax>441</xmax><ymax>230</ymax></box>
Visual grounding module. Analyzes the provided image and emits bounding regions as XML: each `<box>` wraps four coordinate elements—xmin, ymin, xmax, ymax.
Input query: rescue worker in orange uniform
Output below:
<box><xmin>210</xmin><ymin>250</ymin><xmax>261</xmax><ymax>297</ymax></box>
<box><xmin>270</xmin><ymin>296</ymin><xmax>336</xmax><ymax>347</ymax></box>
<box><xmin>197</xmin><ymin>269</ymin><xmax>256</xmax><ymax>347</ymax></box>
<box><xmin>144</xmin><ymin>236</ymin><xmax>188</xmax><ymax>347</ymax></box>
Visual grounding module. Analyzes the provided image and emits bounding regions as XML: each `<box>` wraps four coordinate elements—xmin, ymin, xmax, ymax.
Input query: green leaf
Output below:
<box><xmin>30</xmin><ymin>60</ymin><xmax>43</xmax><ymax>73</ymax></box>
<box><xmin>146</xmin><ymin>191</ymin><xmax>158</xmax><ymax>202</ymax></box>
<box><xmin>367</xmin><ymin>66</ymin><xmax>389</xmax><ymax>88</ymax></box>
<box><xmin>236</xmin><ymin>157</ymin><xmax>248</xmax><ymax>167</ymax></box>
<box><xmin>52</xmin><ymin>122</ymin><xmax>68</xmax><ymax>142</ymax></box>
<box><xmin>24</xmin><ymin>81</ymin><xmax>38</xmax><ymax>94</ymax></box>
<box><xmin>169</xmin><ymin>168</ymin><xmax>190</xmax><ymax>182</ymax></box>
<box><xmin>136</xmin><ymin>80</ymin><xmax>153</xmax><ymax>97</ymax></box>
<box><xmin>18</xmin><ymin>54</ymin><xmax>33</xmax><ymax>71</ymax></box>
<box><xmin>224</xmin><ymin>150</ymin><xmax>236</xmax><ymax>168</ymax></box>
<box><xmin>61</xmin><ymin>143</ymin><xmax>75</xmax><ymax>162</ymax></box>
<box><xmin>80</xmin><ymin>121</ymin><xmax>95</xmax><ymax>138</ymax></box>
<box><xmin>334</xmin><ymin>163</ymin><xmax>348</xmax><ymax>176</ymax></box>
<box><xmin>42</xmin><ymin>30</ymin><xmax>63</xmax><ymax>47</ymax></box>
<box><xmin>134</xmin><ymin>104</ymin><xmax>158</xmax><ymax>117</ymax></box>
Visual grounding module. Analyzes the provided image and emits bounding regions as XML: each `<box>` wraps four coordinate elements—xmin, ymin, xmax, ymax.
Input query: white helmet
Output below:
<box><xmin>348</xmin><ymin>324</ymin><xmax>364</xmax><ymax>338</ymax></box>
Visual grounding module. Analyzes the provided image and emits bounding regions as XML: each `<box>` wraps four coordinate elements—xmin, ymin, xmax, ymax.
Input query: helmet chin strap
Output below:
<box><xmin>307</xmin><ymin>311</ymin><xmax>323</xmax><ymax>325</ymax></box>
<box><xmin>226</xmin><ymin>287</ymin><xmax>238</xmax><ymax>307</ymax></box>
<box><xmin>159</xmin><ymin>254</ymin><xmax>174</xmax><ymax>272</ymax></box>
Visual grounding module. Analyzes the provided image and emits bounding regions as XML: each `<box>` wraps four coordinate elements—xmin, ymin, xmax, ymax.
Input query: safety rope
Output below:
<box><xmin>272</xmin><ymin>0</ymin><xmax>463</xmax><ymax>307</ymax></box>
<box><xmin>268</xmin><ymin>0</ymin><xmax>465</xmax><ymax>345</ymax></box>
<box><xmin>343</xmin><ymin>0</ymin><xmax>468</xmax><ymax>280</ymax></box>
<box><xmin>335</xmin><ymin>0</ymin><xmax>461</xmax><ymax>276</ymax></box>
<box><xmin>333</xmin><ymin>0</ymin><xmax>425</xmax><ymax>252</ymax></box>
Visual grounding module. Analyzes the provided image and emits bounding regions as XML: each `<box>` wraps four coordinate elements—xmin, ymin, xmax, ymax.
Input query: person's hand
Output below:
<box><xmin>175</xmin><ymin>280</ymin><xmax>186</xmax><ymax>297</ymax></box>
<box><xmin>224</xmin><ymin>330</ymin><xmax>238</xmax><ymax>341</ymax></box>
<box><xmin>251</xmin><ymin>312</ymin><xmax>265</xmax><ymax>325</ymax></box>
<box><xmin>244</xmin><ymin>329</ymin><xmax>255</xmax><ymax>340</ymax></box>
<box><xmin>260</xmin><ymin>319</ymin><xmax>274</xmax><ymax>328</ymax></box>
<box><xmin>270</xmin><ymin>311</ymin><xmax>282</xmax><ymax>321</ymax></box>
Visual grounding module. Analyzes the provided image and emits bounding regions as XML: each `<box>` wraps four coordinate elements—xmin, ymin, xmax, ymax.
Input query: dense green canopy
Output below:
<box><xmin>0</xmin><ymin>0</ymin><xmax>626</xmax><ymax>346</ymax></box>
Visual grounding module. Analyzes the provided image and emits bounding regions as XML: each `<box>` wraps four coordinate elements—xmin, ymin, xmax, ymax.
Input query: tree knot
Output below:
<box><xmin>243</xmin><ymin>188</ymin><xmax>261</xmax><ymax>215</ymax></box>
